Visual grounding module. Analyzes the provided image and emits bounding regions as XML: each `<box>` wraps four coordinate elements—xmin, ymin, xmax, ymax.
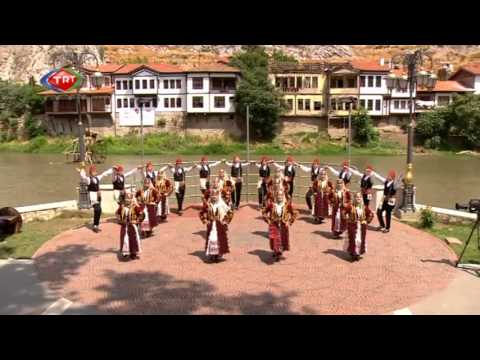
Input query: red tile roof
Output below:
<box><xmin>459</xmin><ymin>62</ymin><xmax>480</xmax><ymax>75</ymax></box>
<box><xmin>38</xmin><ymin>87</ymin><xmax>114</xmax><ymax>96</ymax></box>
<box><xmin>351</xmin><ymin>58</ymin><xmax>390</xmax><ymax>72</ymax></box>
<box><xmin>182</xmin><ymin>63</ymin><xmax>241</xmax><ymax>73</ymax></box>
<box><xmin>146</xmin><ymin>63</ymin><xmax>184</xmax><ymax>73</ymax></box>
<box><xmin>417</xmin><ymin>80</ymin><xmax>474</xmax><ymax>93</ymax></box>
<box><xmin>83</xmin><ymin>64</ymin><xmax>124</xmax><ymax>73</ymax></box>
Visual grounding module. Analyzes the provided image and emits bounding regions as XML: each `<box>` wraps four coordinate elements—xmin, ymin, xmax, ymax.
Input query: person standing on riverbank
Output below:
<box><xmin>329</xmin><ymin>179</ymin><xmax>351</xmax><ymax>239</ymax></box>
<box><xmin>376</xmin><ymin>170</ymin><xmax>398</xmax><ymax>234</ymax></box>
<box><xmin>296</xmin><ymin>159</ymin><xmax>323</xmax><ymax>212</ymax></box>
<box><xmin>273</xmin><ymin>156</ymin><xmax>296</xmax><ymax>198</ymax></box>
<box><xmin>79</xmin><ymin>164</ymin><xmax>113</xmax><ymax>233</ymax></box>
<box><xmin>226</xmin><ymin>155</ymin><xmax>250</xmax><ymax>210</ymax></box>
<box><xmin>344</xmin><ymin>192</ymin><xmax>374</xmax><ymax>261</ymax></box>
<box><xmin>254</xmin><ymin>157</ymin><xmax>272</xmax><ymax>209</ymax></box>
<box><xmin>117</xmin><ymin>192</ymin><xmax>144</xmax><ymax>260</ymax></box>
<box><xmin>168</xmin><ymin>159</ymin><xmax>193</xmax><ymax>216</ymax></box>
<box><xmin>196</xmin><ymin>157</ymin><xmax>222</xmax><ymax>196</ymax></box>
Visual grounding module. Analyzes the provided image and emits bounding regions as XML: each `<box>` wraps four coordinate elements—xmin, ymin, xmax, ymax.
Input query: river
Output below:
<box><xmin>0</xmin><ymin>152</ymin><xmax>479</xmax><ymax>209</ymax></box>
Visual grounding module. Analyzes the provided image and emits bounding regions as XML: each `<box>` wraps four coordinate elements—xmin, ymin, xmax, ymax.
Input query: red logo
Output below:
<box><xmin>40</xmin><ymin>67</ymin><xmax>83</xmax><ymax>92</ymax></box>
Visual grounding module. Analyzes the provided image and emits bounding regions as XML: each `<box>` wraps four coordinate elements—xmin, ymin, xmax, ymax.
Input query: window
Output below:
<box><xmin>170</xmin><ymin>98</ymin><xmax>175</xmax><ymax>108</ymax></box>
<box><xmin>144</xmin><ymin>101</ymin><xmax>150</xmax><ymax>108</ymax></box>
<box><xmin>122</xmin><ymin>80</ymin><xmax>128</xmax><ymax>90</ymax></box>
<box><xmin>135</xmin><ymin>80</ymin><xmax>140</xmax><ymax>89</ymax></box>
<box><xmin>330</xmin><ymin>98</ymin><xmax>337</xmax><ymax>110</ymax></box>
<box><xmin>117</xmin><ymin>98</ymin><xmax>122</xmax><ymax>108</ymax></box>
<box><xmin>176</xmin><ymin>79</ymin><xmax>181</xmax><ymax>89</ymax></box>
<box><xmin>116</xmin><ymin>80</ymin><xmax>122</xmax><ymax>90</ymax></box>
<box><xmin>214</xmin><ymin>96</ymin><xmax>225</xmax><ymax>108</ymax></box>
<box><xmin>142</xmin><ymin>79</ymin><xmax>147</xmax><ymax>89</ymax></box>
<box><xmin>337</xmin><ymin>79</ymin><xmax>344</xmax><ymax>88</ymax></box>
<box><xmin>164</xmin><ymin>80</ymin><xmax>169</xmax><ymax>89</ymax></box>
<box><xmin>150</xmin><ymin>79</ymin><xmax>155</xmax><ymax>89</ymax></box>
<box><xmin>305</xmin><ymin>99</ymin><xmax>311</xmax><ymax>111</ymax></box>
<box><xmin>351</xmin><ymin>101</ymin><xmax>357</xmax><ymax>110</ymax></box>
<box><xmin>170</xmin><ymin>80</ymin><xmax>175</xmax><ymax>89</ymax></box>
<box><xmin>375</xmin><ymin>99</ymin><xmax>381</xmax><ymax>111</ymax></box>
<box><xmin>105</xmin><ymin>97</ymin><xmax>110</xmax><ymax>106</ymax></box>
<box><xmin>394</xmin><ymin>100</ymin><xmax>400</xmax><ymax>109</ymax></box>
<box><xmin>376</xmin><ymin>76</ymin><xmax>382</xmax><ymax>87</ymax></box>
<box><xmin>438</xmin><ymin>95</ymin><xmax>451</xmax><ymax>106</ymax></box>
<box><xmin>176</xmin><ymin>98</ymin><xmax>182</xmax><ymax>108</ymax></box>
<box><xmin>367</xmin><ymin>99</ymin><xmax>373</xmax><ymax>110</ymax></box>
<box><xmin>288</xmin><ymin>77</ymin><xmax>295</xmax><ymax>88</ymax></box>
<box><xmin>164</xmin><ymin>98</ymin><xmax>169</xmax><ymax>108</ymax></box>
<box><xmin>360</xmin><ymin>76</ymin><xmax>366</xmax><ymax>87</ymax></box>
<box><xmin>287</xmin><ymin>99</ymin><xmax>293</xmax><ymax>111</ymax></box>
<box><xmin>192</xmin><ymin>78</ymin><xmax>203</xmax><ymax>90</ymax></box>
<box><xmin>360</xmin><ymin>99</ymin><xmax>366</xmax><ymax>109</ymax></box>
<box><xmin>298</xmin><ymin>99</ymin><xmax>304</xmax><ymax>111</ymax></box>
<box><xmin>152</xmin><ymin>98</ymin><xmax>157</xmax><ymax>108</ymax></box>
<box><xmin>129</xmin><ymin>98</ymin><xmax>135</xmax><ymax>108</ymax></box>
<box><xmin>368</xmin><ymin>76</ymin><xmax>374</xmax><ymax>87</ymax></box>
<box><xmin>192</xmin><ymin>96</ymin><xmax>203</xmax><ymax>108</ymax></box>
<box><xmin>296</xmin><ymin>77</ymin><xmax>302</xmax><ymax>89</ymax></box>
<box><xmin>123</xmin><ymin>98</ymin><xmax>128</xmax><ymax>108</ymax></box>
<box><xmin>312</xmin><ymin>77</ymin><xmax>318</xmax><ymax>88</ymax></box>
<box><xmin>347</xmin><ymin>78</ymin><xmax>355</xmax><ymax>88</ymax></box>
<box><xmin>129</xmin><ymin>80</ymin><xmax>132</xmax><ymax>90</ymax></box>
<box><xmin>103</xmin><ymin>77</ymin><xmax>110</xmax><ymax>87</ymax></box>
<box><xmin>314</xmin><ymin>101</ymin><xmax>321</xmax><ymax>111</ymax></box>
<box><xmin>304</xmin><ymin>77</ymin><xmax>311</xmax><ymax>88</ymax></box>
<box><xmin>400</xmin><ymin>100</ymin><xmax>406</xmax><ymax>109</ymax></box>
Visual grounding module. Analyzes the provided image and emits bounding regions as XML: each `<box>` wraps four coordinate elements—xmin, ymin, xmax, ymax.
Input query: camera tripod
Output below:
<box><xmin>456</xmin><ymin>212</ymin><xmax>480</xmax><ymax>267</ymax></box>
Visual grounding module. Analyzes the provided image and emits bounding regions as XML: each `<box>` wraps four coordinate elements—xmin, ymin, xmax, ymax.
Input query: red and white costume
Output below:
<box><xmin>344</xmin><ymin>203</ymin><xmax>374</xmax><ymax>258</ymax></box>
<box><xmin>262</xmin><ymin>198</ymin><xmax>297</xmax><ymax>257</ymax></box>
<box><xmin>136</xmin><ymin>186</ymin><xmax>159</xmax><ymax>233</ymax></box>
<box><xmin>329</xmin><ymin>187</ymin><xmax>351</xmax><ymax>236</ymax></box>
<box><xmin>155</xmin><ymin>177</ymin><xmax>173</xmax><ymax>220</ymax></box>
<box><xmin>312</xmin><ymin>177</ymin><xmax>333</xmax><ymax>220</ymax></box>
<box><xmin>116</xmin><ymin>203</ymin><xmax>144</xmax><ymax>258</ymax></box>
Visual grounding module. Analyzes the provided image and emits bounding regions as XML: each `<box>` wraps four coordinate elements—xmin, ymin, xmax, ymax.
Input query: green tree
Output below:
<box><xmin>230</xmin><ymin>47</ymin><xmax>287</xmax><ymax>140</ymax></box>
<box><xmin>271</xmin><ymin>49</ymin><xmax>298</xmax><ymax>64</ymax></box>
<box><xmin>351</xmin><ymin>108</ymin><xmax>379</xmax><ymax>146</ymax></box>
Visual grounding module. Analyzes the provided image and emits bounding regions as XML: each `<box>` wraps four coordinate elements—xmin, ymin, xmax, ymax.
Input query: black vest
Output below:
<box><xmin>173</xmin><ymin>167</ymin><xmax>185</xmax><ymax>181</ymax></box>
<box><xmin>113</xmin><ymin>174</ymin><xmax>125</xmax><ymax>190</ymax></box>
<box><xmin>88</xmin><ymin>176</ymin><xmax>100</xmax><ymax>192</ymax></box>
<box><xmin>199</xmin><ymin>165</ymin><xmax>210</xmax><ymax>178</ymax></box>
<box><xmin>311</xmin><ymin>167</ymin><xmax>320</xmax><ymax>182</ymax></box>
<box><xmin>360</xmin><ymin>175</ymin><xmax>373</xmax><ymax>190</ymax></box>
<box><xmin>284</xmin><ymin>165</ymin><xmax>295</xmax><ymax>179</ymax></box>
<box><xmin>259</xmin><ymin>165</ymin><xmax>270</xmax><ymax>178</ymax></box>
<box><xmin>383</xmin><ymin>181</ymin><xmax>396</xmax><ymax>196</ymax></box>
<box><xmin>231</xmin><ymin>163</ymin><xmax>243</xmax><ymax>178</ymax></box>
<box><xmin>339</xmin><ymin>169</ymin><xmax>352</xmax><ymax>184</ymax></box>
<box><xmin>145</xmin><ymin>171</ymin><xmax>156</xmax><ymax>183</ymax></box>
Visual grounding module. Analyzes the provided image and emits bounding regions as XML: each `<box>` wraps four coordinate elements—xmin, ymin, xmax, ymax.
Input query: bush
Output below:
<box><xmin>0</xmin><ymin>131</ymin><xmax>7</xmax><ymax>143</ymax></box>
<box><xmin>352</xmin><ymin>109</ymin><xmax>379</xmax><ymax>146</ymax></box>
<box><xmin>424</xmin><ymin>135</ymin><xmax>442</xmax><ymax>149</ymax></box>
<box><xmin>26</xmin><ymin>136</ymin><xmax>48</xmax><ymax>153</ymax></box>
<box><xmin>24</xmin><ymin>114</ymin><xmax>46</xmax><ymax>139</ymax></box>
<box><xmin>419</xmin><ymin>207</ymin><xmax>435</xmax><ymax>229</ymax></box>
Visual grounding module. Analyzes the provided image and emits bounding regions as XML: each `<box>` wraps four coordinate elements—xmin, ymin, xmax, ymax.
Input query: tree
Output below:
<box><xmin>351</xmin><ymin>108</ymin><xmax>379</xmax><ymax>146</ymax></box>
<box><xmin>271</xmin><ymin>49</ymin><xmax>298</xmax><ymax>64</ymax></box>
<box><xmin>230</xmin><ymin>47</ymin><xmax>287</xmax><ymax>140</ymax></box>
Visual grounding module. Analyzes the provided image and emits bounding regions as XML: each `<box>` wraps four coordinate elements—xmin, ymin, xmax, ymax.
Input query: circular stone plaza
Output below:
<box><xmin>32</xmin><ymin>203</ymin><xmax>461</xmax><ymax>315</ymax></box>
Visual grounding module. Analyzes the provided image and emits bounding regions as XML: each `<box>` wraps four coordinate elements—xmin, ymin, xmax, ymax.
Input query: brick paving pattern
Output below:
<box><xmin>33</xmin><ymin>204</ymin><xmax>458</xmax><ymax>314</ymax></box>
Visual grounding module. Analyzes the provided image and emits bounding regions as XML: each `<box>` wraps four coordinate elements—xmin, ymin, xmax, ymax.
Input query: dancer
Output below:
<box><xmin>254</xmin><ymin>156</ymin><xmax>272</xmax><ymax>208</ymax></box>
<box><xmin>143</xmin><ymin>161</ymin><xmax>168</xmax><ymax>184</ymax></box>
<box><xmin>376</xmin><ymin>170</ymin><xmax>398</xmax><ymax>233</ymax></box>
<box><xmin>112</xmin><ymin>164</ymin><xmax>141</xmax><ymax>205</ymax></box>
<box><xmin>116</xmin><ymin>192</ymin><xmax>144</xmax><ymax>260</ymax></box>
<box><xmin>266</xmin><ymin>170</ymin><xmax>290</xmax><ymax>203</ymax></box>
<box><xmin>273</xmin><ymin>156</ymin><xmax>296</xmax><ymax>198</ymax></box>
<box><xmin>312</xmin><ymin>169</ymin><xmax>333</xmax><ymax>223</ymax></box>
<box><xmin>168</xmin><ymin>158</ymin><xmax>193</xmax><ymax>216</ymax></box>
<box><xmin>344</xmin><ymin>192</ymin><xmax>374</xmax><ymax>261</ymax></box>
<box><xmin>79</xmin><ymin>164</ymin><xmax>113</xmax><ymax>233</ymax></box>
<box><xmin>155</xmin><ymin>171</ymin><xmax>173</xmax><ymax>222</ymax></box>
<box><xmin>199</xmin><ymin>186</ymin><xmax>234</xmax><ymax>263</ymax></box>
<box><xmin>196</xmin><ymin>156</ymin><xmax>222</xmax><ymax>196</ymax></box>
<box><xmin>262</xmin><ymin>188</ymin><xmax>298</xmax><ymax>262</ymax></box>
<box><xmin>329</xmin><ymin>179</ymin><xmax>351</xmax><ymax>238</ymax></box>
<box><xmin>297</xmin><ymin>159</ymin><xmax>323</xmax><ymax>211</ymax></box>
<box><xmin>136</xmin><ymin>178</ymin><xmax>160</xmax><ymax>237</ymax></box>
<box><xmin>225</xmin><ymin>155</ymin><xmax>250</xmax><ymax>210</ymax></box>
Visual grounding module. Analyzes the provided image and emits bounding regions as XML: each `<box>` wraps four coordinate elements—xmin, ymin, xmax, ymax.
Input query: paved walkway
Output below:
<box><xmin>27</xmin><ymin>203</ymin><xmax>475</xmax><ymax>315</ymax></box>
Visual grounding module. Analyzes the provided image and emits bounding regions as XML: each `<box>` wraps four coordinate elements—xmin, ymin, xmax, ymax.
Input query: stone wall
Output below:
<box><xmin>277</xmin><ymin>116</ymin><xmax>327</xmax><ymax>136</ymax></box>
<box><xmin>16</xmin><ymin>201</ymin><xmax>77</xmax><ymax>223</ymax></box>
<box><xmin>184</xmin><ymin>113</ymin><xmax>242</xmax><ymax>138</ymax></box>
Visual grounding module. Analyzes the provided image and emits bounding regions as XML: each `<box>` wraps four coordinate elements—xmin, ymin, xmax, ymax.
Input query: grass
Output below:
<box><xmin>0</xmin><ymin>210</ymin><xmax>91</xmax><ymax>259</ymax></box>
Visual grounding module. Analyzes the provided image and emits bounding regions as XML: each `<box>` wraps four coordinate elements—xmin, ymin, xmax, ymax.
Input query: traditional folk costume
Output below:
<box><xmin>376</xmin><ymin>170</ymin><xmax>398</xmax><ymax>233</ymax></box>
<box><xmin>79</xmin><ymin>165</ymin><xmax>112</xmax><ymax>232</ymax></box>
<box><xmin>112</xmin><ymin>165</ymin><xmax>139</xmax><ymax>205</ymax></box>
<box><xmin>199</xmin><ymin>190</ymin><xmax>234</xmax><ymax>262</ymax></box>
<box><xmin>226</xmin><ymin>157</ymin><xmax>249</xmax><ymax>210</ymax></box>
<box><xmin>349</xmin><ymin>165</ymin><xmax>385</xmax><ymax>208</ymax></box>
<box><xmin>266</xmin><ymin>175</ymin><xmax>290</xmax><ymax>203</ymax></box>
<box><xmin>298</xmin><ymin>159</ymin><xmax>323</xmax><ymax>211</ymax></box>
<box><xmin>312</xmin><ymin>176</ymin><xmax>333</xmax><ymax>223</ymax></box>
<box><xmin>136</xmin><ymin>182</ymin><xmax>160</xmax><ymax>236</ymax></box>
<box><xmin>255</xmin><ymin>158</ymin><xmax>271</xmax><ymax>208</ymax></box>
<box><xmin>337</xmin><ymin>161</ymin><xmax>353</xmax><ymax>185</ymax></box>
<box><xmin>116</xmin><ymin>200</ymin><xmax>144</xmax><ymax>259</ymax></box>
<box><xmin>196</xmin><ymin>157</ymin><xmax>221</xmax><ymax>195</ymax></box>
<box><xmin>262</xmin><ymin>194</ymin><xmax>298</xmax><ymax>261</ymax></box>
<box><xmin>344</xmin><ymin>200</ymin><xmax>374</xmax><ymax>261</ymax></box>
<box><xmin>169</xmin><ymin>159</ymin><xmax>193</xmax><ymax>215</ymax></box>
<box><xmin>221</xmin><ymin>176</ymin><xmax>235</xmax><ymax>208</ymax></box>
<box><xmin>273</xmin><ymin>157</ymin><xmax>296</xmax><ymax>198</ymax></box>
<box><xmin>328</xmin><ymin>183</ymin><xmax>351</xmax><ymax>238</ymax></box>
<box><xmin>155</xmin><ymin>175</ymin><xmax>173</xmax><ymax>221</ymax></box>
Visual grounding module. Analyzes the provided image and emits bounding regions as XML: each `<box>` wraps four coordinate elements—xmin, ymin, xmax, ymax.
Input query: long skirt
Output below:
<box><xmin>157</xmin><ymin>196</ymin><xmax>169</xmax><ymax>220</ymax></box>
<box><xmin>331</xmin><ymin>205</ymin><xmax>347</xmax><ymax>235</ymax></box>
<box><xmin>269</xmin><ymin>222</ymin><xmax>290</xmax><ymax>253</ymax></box>
<box><xmin>313</xmin><ymin>191</ymin><xmax>329</xmax><ymax>219</ymax></box>
<box><xmin>344</xmin><ymin>222</ymin><xmax>367</xmax><ymax>256</ymax></box>
<box><xmin>120</xmin><ymin>223</ymin><xmax>142</xmax><ymax>256</ymax></box>
<box><xmin>205</xmin><ymin>220</ymin><xmax>230</xmax><ymax>256</ymax></box>
<box><xmin>142</xmin><ymin>204</ymin><xmax>158</xmax><ymax>232</ymax></box>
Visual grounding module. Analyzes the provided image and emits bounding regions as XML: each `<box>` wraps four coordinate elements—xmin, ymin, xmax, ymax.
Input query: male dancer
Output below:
<box><xmin>273</xmin><ymin>156</ymin><xmax>296</xmax><ymax>198</ymax></box>
<box><xmin>225</xmin><ymin>155</ymin><xmax>250</xmax><ymax>210</ymax></box>
<box><xmin>116</xmin><ymin>192</ymin><xmax>144</xmax><ymax>260</ymax></box>
<box><xmin>168</xmin><ymin>158</ymin><xmax>193</xmax><ymax>216</ymax></box>
<box><xmin>296</xmin><ymin>159</ymin><xmax>323</xmax><ymax>211</ymax></box>
<box><xmin>112</xmin><ymin>164</ymin><xmax>141</xmax><ymax>205</ymax></box>
<box><xmin>376</xmin><ymin>170</ymin><xmax>398</xmax><ymax>233</ymax></box>
<box><xmin>349</xmin><ymin>165</ymin><xmax>386</xmax><ymax>208</ymax></box>
<box><xmin>136</xmin><ymin>178</ymin><xmax>159</xmax><ymax>237</ymax></box>
<box><xmin>196</xmin><ymin>156</ymin><xmax>222</xmax><ymax>196</ymax></box>
<box><xmin>254</xmin><ymin>157</ymin><xmax>272</xmax><ymax>208</ymax></box>
<box><xmin>79</xmin><ymin>164</ymin><xmax>112</xmax><ymax>233</ymax></box>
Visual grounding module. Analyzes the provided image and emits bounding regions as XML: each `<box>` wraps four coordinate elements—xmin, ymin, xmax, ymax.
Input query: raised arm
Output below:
<box><xmin>210</xmin><ymin>161</ymin><xmax>222</xmax><ymax>168</ymax></box>
<box><xmin>372</xmin><ymin>171</ymin><xmax>386</xmax><ymax>183</ymax></box>
<box><xmin>97</xmin><ymin>168</ymin><xmax>113</xmax><ymax>181</ymax></box>
<box><xmin>225</xmin><ymin>161</ymin><xmax>233</xmax><ymax>167</ymax></box>
<box><xmin>349</xmin><ymin>167</ymin><xmax>363</xmax><ymax>178</ymax></box>
<box><xmin>327</xmin><ymin>165</ymin><xmax>340</xmax><ymax>177</ymax></box>
<box><xmin>124</xmin><ymin>167</ymin><xmax>139</xmax><ymax>178</ymax></box>
<box><xmin>298</xmin><ymin>164</ymin><xmax>311</xmax><ymax>173</ymax></box>
<box><xmin>241</xmin><ymin>162</ymin><xmax>250</xmax><ymax>167</ymax></box>
<box><xmin>158</xmin><ymin>165</ymin><xmax>168</xmax><ymax>173</ymax></box>
<box><xmin>79</xmin><ymin>168</ymin><xmax>90</xmax><ymax>184</ymax></box>
<box><xmin>184</xmin><ymin>166</ymin><xmax>193</xmax><ymax>173</ymax></box>
<box><xmin>273</xmin><ymin>162</ymin><xmax>285</xmax><ymax>170</ymax></box>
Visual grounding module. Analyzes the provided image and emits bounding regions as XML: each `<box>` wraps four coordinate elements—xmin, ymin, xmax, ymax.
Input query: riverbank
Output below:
<box><xmin>0</xmin><ymin>132</ymin><xmax>411</xmax><ymax>156</ymax></box>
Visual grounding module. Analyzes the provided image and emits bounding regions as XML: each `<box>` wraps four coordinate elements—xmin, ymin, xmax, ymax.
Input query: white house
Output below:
<box><xmin>449</xmin><ymin>63</ymin><xmax>480</xmax><ymax>95</ymax></box>
<box><xmin>416</xmin><ymin>80</ymin><xmax>475</xmax><ymax>112</ymax></box>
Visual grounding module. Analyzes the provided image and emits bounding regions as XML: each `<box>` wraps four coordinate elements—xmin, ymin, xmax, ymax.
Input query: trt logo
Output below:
<box><xmin>40</xmin><ymin>67</ymin><xmax>84</xmax><ymax>92</ymax></box>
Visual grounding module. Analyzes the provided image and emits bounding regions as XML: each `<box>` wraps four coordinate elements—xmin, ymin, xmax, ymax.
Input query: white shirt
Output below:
<box><xmin>80</xmin><ymin>168</ymin><xmax>112</xmax><ymax>186</ymax></box>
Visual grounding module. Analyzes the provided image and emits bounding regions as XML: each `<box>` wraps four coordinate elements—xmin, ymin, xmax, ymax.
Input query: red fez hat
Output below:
<box><xmin>261</xmin><ymin>156</ymin><xmax>268</xmax><ymax>162</ymax></box>
<box><xmin>116</xmin><ymin>165</ymin><xmax>124</xmax><ymax>172</ymax></box>
<box><xmin>343</xmin><ymin>160</ymin><xmax>349</xmax><ymax>167</ymax></box>
<box><xmin>366</xmin><ymin>165</ymin><xmax>374</xmax><ymax>171</ymax></box>
<box><xmin>201</xmin><ymin>156</ymin><xmax>207</xmax><ymax>161</ymax></box>
<box><xmin>88</xmin><ymin>165</ymin><xmax>97</xmax><ymax>174</ymax></box>
<box><xmin>286</xmin><ymin>156</ymin><xmax>293</xmax><ymax>162</ymax></box>
<box><xmin>388</xmin><ymin>170</ymin><xmax>396</xmax><ymax>178</ymax></box>
<box><xmin>313</xmin><ymin>158</ymin><xmax>320</xmax><ymax>164</ymax></box>
<box><xmin>176</xmin><ymin>158</ymin><xmax>182</xmax><ymax>164</ymax></box>
<box><xmin>146</xmin><ymin>161</ymin><xmax>153</xmax><ymax>167</ymax></box>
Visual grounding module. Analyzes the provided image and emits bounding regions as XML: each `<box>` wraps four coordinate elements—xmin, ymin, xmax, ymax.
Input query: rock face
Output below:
<box><xmin>0</xmin><ymin>45</ymin><xmax>101</xmax><ymax>83</ymax></box>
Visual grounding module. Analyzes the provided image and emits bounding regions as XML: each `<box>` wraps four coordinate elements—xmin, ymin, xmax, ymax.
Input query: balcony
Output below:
<box><xmin>415</xmin><ymin>100</ymin><xmax>435</xmax><ymax>112</ymax></box>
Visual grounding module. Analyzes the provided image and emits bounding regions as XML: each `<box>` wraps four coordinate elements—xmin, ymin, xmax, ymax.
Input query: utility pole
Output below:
<box><xmin>140</xmin><ymin>102</ymin><xmax>144</xmax><ymax>167</ymax></box>
<box><xmin>348</xmin><ymin>100</ymin><xmax>352</xmax><ymax>164</ymax></box>
<box><xmin>246</xmin><ymin>104</ymin><xmax>250</xmax><ymax>204</ymax></box>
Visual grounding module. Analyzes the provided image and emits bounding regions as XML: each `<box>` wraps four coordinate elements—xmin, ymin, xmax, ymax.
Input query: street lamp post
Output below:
<box><xmin>339</xmin><ymin>96</ymin><xmax>356</xmax><ymax>164</ymax></box>
<box><xmin>386</xmin><ymin>49</ymin><xmax>437</xmax><ymax>213</ymax></box>
<box><xmin>136</xmin><ymin>97</ymin><xmax>153</xmax><ymax>167</ymax></box>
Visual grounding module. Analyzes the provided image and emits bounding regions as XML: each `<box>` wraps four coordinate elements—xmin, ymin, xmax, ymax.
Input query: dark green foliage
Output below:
<box><xmin>24</xmin><ymin>114</ymin><xmax>46</xmax><ymax>139</ymax></box>
<box><xmin>419</xmin><ymin>207</ymin><xmax>435</xmax><ymax>229</ymax></box>
<box><xmin>351</xmin><ymin>108</ymin><xmax>379</xmax><ymax>146</ymax></box>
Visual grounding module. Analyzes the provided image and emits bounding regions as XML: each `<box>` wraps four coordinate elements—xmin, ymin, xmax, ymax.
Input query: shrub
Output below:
<box><xmin>24</xmin><ymin>114</ymin><xmax>46</xmax><ymax>139</ymax></box>
<box><xmin>26</xmin><ymin>135</ymin><xmax>48</xmax><ymax>153</ymax></box>
<box><xmin>424</xmin><ymin>135</ymin><xmax>442</xmax><ymax>149</ymax></box>
<box><xmin>352</xmin><ymin>109</ymin><xmax>379</xmax><ymax>146</ymax></box>
<box><xmin>419</xmin><ymin>207</ymin><xmax>435</xmax><ymax>229</ymax></box>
